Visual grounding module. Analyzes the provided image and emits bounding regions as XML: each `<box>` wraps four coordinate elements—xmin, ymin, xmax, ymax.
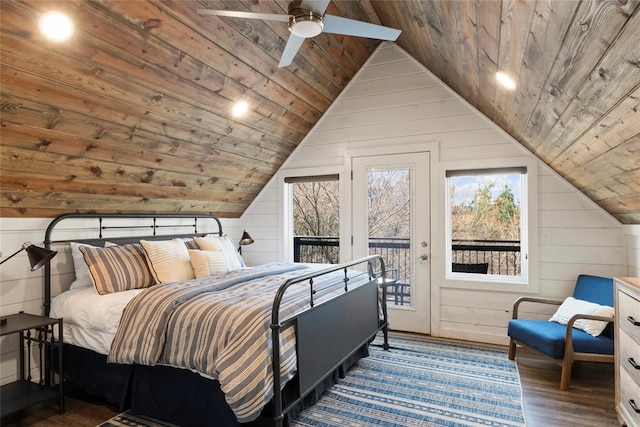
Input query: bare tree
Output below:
<box><xmin>367</xmin><ymin>169</ymin><xmax>410</xmax><ymax>238</ymax></box>
<box><xmin>292</xmin><ymin>171</ymin><xmax>412</xmax><ymax>267</ymax></box>
<box><xmin>292</xmin><ymin>181</ymin><xmax>340</xmax><ymax>263</ymax></box>
<box><xmin>293</xmin><ymin>181</ymin><xmax>340</xmax><ymax>236</ymax></box>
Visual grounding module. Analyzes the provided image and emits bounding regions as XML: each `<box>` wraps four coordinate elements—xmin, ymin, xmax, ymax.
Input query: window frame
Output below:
<box><xmin>279</xmin><ymin>166</ymin><xmax>345</xmax><ymax>263</ymax></box>
<box><xmin>441</xmin><ymin>157</ymin><xmax>538</xmax><ymax>292</ymax></box>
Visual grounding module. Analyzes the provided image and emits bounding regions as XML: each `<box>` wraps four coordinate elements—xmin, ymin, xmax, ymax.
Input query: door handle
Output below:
<box><xmin>418</xmin><ymin>253</ymin><xmax>429</xmax><ymax>261</ymax></box>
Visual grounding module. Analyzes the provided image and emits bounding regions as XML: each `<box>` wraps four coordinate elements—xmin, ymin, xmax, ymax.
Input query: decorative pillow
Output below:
<box><xmin>194</xmin><ymin>235</ymin><xmax>243</xmax><ymax>270</ymax></box>
<box><xmin>188</xmin><ymin>249</ymin><xmax>230</xmax><ymax>278</ymax></box>
<box><xmin>549</xmin><ymin>297</ymin><xmax>614</xmax><ymax>337</ymax></box>
<box><xmin>79</xmin><ymin>243</ymin><xmax>154</xmax><ymax>295</ymax></box>
<box><xmin>69</xmin><ymin>242</ymin><xmax>116</xmax><ymax>289</ymax></box>
<box><xmin>140</xmin><ymin>239</ymin><xmax>195</xmax><ymax>284</ymax></box>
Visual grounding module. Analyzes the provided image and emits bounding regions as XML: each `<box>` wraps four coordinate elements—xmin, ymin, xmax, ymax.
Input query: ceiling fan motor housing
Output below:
<box><xmin>288</xmin><ymin>6</ymin><xmax>324</xmax><ymax>38</ymax></box>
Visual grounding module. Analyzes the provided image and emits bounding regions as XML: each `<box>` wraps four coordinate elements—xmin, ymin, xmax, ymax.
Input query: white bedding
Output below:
<box><xmin>50</xmin><ymin>286</ymin><xmax>143</xmax><ymax>355</ymax></box>
<box><xmin>48</xmin><ymin>263</ymin><xmax>329</xmax><ymax>356</ymax></box>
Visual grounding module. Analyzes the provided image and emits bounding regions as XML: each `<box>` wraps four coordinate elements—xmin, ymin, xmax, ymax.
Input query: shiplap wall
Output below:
<box><xmin>240</xmin><ymin>43</ymin><xmax>627</xmax><ymax>345</ymax></box>
<box><xmin>626</xmin><ymin>225</ymin><xmax>640</xmax><ymax>277</ymax></box>
<box><xmin>0</xmin><ymin>216</ymin><xmax>240</xmax><ymax>385</ymax></box>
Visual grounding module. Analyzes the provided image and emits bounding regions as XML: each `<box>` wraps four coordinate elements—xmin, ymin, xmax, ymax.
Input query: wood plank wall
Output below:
<box><xmin>241</xmin><ymin>43</ymin><xmax>628</xmax><ymax>345</ymax></box>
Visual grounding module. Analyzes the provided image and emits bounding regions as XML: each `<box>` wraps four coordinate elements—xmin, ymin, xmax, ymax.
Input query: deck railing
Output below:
<box><xmin>293</xmin><ymin>236</ymin><xmax>409</xmax><ymax>281</ymax></box>
<box><xmin>293</xmin><ymin>236</ymin><xmax>522</xmax><ymax>305</ymax></box>
<box><xmin>293</xmin><ymin>236</ymin><xmax>340</xmax><ymax>264</ymax></box>
<box><xmin>294</xmin><ymin>236</ymin><xmax>412</xmax><ymax>305</ymax></box>
<box><xmin>451</xmin><ymin>239</ymin><xmax>521</xmax><ymax>276</ymax></box>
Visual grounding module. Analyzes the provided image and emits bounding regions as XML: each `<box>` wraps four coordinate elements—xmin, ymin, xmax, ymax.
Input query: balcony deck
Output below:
<box><xmin>293</xmin><ymin>236</ymin><xmax>521</xmax><ymax>306</ymax></box>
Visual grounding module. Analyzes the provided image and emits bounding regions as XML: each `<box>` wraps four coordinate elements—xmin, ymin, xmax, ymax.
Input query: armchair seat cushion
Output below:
<box><xmin>507</xmin><ymin>319</ymin><xmax>614</xmax><ymax>359</ymax></box>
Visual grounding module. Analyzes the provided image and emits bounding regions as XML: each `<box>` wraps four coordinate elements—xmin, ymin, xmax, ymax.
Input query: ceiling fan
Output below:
<box><xmin>197</xmin><ymin>0</ymin><xmax>401</xmax><ymax>67</ymax></box>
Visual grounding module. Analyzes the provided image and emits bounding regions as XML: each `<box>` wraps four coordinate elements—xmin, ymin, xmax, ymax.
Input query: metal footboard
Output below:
<box><xmin>270</xmin><ymin>254</ymin><xmax>390</xmax><ymax>426</ymax></box>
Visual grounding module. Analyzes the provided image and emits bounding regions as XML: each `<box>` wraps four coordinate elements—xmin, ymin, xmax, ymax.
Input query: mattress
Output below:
<box><xmin>50</xmin><ymin>286</ymin><xmax>143</xmax><ymax>355</ymax></box>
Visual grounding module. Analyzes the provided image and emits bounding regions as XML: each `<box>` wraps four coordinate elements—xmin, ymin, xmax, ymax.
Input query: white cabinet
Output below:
<box><xmin>616</xmin><ymin>277</ymin><xmax>640</xmax><ymax>427</ymax></box>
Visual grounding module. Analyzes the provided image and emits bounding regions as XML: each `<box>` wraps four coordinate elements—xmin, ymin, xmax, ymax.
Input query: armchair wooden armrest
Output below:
<box><xmin>564</xmin><ymin>313</ymin><xmax>615</xmax><ymax>346</ymax></box>
<box><xmin>512</xmin><ymin>296</ymin><xmax>562</xmax><ymax>319</ymax></box>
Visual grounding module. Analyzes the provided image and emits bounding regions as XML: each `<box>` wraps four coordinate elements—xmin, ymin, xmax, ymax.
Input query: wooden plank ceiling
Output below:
<box><xmin>1</xmin><ymin>0</ymin><xmax>639</xmax><ymax>223</ymax></box>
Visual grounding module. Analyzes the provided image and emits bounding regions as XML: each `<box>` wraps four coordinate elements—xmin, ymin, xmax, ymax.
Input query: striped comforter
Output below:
<box><xmin>108</xmin><ymin>262</ymin><xmax>369</xmax><ymax>422</ymax></box>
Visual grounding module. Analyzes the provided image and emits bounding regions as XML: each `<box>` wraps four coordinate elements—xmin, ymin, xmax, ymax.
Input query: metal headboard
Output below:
<box><xmin>43</xmin><ymin>213</ymin><xmax>224</xmax><ymax>315</ymax></box>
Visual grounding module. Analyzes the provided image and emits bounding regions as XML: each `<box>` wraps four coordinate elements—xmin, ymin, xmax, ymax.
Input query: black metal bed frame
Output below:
<box><xmin>43</xmin><ymin>213</ymin><xmax>223</xmax><ymax>316</ymax></box>
<box><xmin>42</xmin><ymin>213</ymin><xmax>389</xmax><ymax>426</ymax></box>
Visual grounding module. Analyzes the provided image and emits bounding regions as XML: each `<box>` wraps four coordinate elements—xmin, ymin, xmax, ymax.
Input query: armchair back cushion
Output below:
<box><xmin>572</xmin><ymin>274</ymin><xmax>614</xmax><ymax>339</ymax></box>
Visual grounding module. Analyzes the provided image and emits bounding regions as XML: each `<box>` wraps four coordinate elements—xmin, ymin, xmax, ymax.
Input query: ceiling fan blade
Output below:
<box><xmin>300</xmin><ymin>0</ymin><xmax>331</xmax><ymax>15</ymax></box>
<box><xmin>279</xmin><ymin>34</ymin><xmax>306</xmax><ymax>67</ymax></box>
<box><xmin>196</xmin><ymin>9</ymin><xmax>289</xmax><ymax>22</ymax></box>
<box><xmin>323</xmin><ymin>15</ymin><xmax>401</xmax><ymax>41</ymax></box>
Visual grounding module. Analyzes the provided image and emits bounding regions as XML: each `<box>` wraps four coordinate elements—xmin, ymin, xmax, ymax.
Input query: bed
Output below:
<box><xmin>43</xmin><ymin>213</ymin><xmax>390</xmax><ymax>427</ymax></box>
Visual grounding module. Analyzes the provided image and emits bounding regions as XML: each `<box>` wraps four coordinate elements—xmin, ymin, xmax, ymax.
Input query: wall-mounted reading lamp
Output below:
<box><xmin>0</xmin><ymin>242</ymin><xmax>58</xmax><ymax>325</ymax></box>
<box><xmin>0</xmin><ymin>242</ymin><xmax>58</xmax><ymax>271</ymax></box>
<box><xmin>238</xmin><ymin>230</ymin><xmax>254</xmax><ymax>255</ymax></box>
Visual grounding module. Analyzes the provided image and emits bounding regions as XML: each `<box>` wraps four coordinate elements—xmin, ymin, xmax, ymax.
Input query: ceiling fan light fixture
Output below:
<box><xmin>288</xmin><ymin>9</ymin><xmax>324</xmax><ymax>38</ymax></box>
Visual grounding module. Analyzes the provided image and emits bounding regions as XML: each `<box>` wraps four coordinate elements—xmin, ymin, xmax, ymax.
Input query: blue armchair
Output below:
<box><xmin>507</xmin><ymin>274</ymin><xmax>615</xmax><ymax>390</ymax></box>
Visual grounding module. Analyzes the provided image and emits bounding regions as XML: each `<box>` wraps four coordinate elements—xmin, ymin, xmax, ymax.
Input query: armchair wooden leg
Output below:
<box><xmin>560</xmin><ymin>357</ymin><xmax>573</xmax><ymax>391</ymax></box>
<box><xmin>508</xmin><ymin>338</ymin><xmax>516</xmax><ymax>360</ymax></box>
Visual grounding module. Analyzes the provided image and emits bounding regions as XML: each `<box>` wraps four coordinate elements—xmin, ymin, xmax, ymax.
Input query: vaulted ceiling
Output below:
<box><xmin>1</xmin><ymin>0</ymin><xmax>639</xmax><ymax>223</ymax></box>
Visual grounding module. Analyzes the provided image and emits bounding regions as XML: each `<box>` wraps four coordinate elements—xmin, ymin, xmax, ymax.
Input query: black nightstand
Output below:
<box><xmin>0</xmin><ymin>312</ymin><xmax>64</xmax><ymax>418</ymax></box>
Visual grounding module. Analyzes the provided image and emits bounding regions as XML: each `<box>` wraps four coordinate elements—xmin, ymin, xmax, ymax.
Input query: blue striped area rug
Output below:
<box><xmin>292</xmin><ymin>332</ymin><xmax>526</xmax><ymax>427</ymax></box>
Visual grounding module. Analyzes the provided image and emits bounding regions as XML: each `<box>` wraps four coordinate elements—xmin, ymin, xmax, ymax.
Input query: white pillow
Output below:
<box><xmin>188</xmin><ymin>250</ymin><xmax>230</xmax><ymax>278</ymax></box>
<box><xmin>549</xmin><ymin>297</ymin><xmax>614</xmax><ymax>337</ymax></box>
<box><xmin>69</xmin><ymin>242</ymin><xmax>115</xmax><ymax>289</ymax></box>
<box><xmin>209</xmin><ymin>234</ymin><xmax>246</xmax><ymax>267</ymax></box>
<box><xmin>194</xmin><ymin>235</ymin><xmax>243</xmax><ymax>270</ymax></box>
<box><xmin>140</xmin><ymin>238</ymin><xmax>195</xmax><ymax>283</ymax></box>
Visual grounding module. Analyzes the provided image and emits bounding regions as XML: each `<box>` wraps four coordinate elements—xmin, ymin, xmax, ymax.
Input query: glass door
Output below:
<box><xmin>352</xmin><ymin>152</ymin><xmax>430</xmax><ymax>334</ymax></box>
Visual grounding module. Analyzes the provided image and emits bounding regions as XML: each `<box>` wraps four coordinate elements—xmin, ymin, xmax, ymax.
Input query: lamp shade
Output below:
<box><xmin>25</xmin><ymin>244</ymin><xmax>58</xmax><ymax>271</ymax></box>
<box><xmin>239</xmin><ymin>230</ymin><xmax>254</xmax><ymax>246</ymax></box>
<box><xmin>0</xmin><ymin>242</ymin><xmax>57</xmax><ymax>271</ymax></box>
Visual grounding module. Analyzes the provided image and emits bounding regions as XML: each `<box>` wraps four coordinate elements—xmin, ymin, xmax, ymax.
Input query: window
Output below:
<box><xmin>285</xmin><ymin>175</ymin><xmax>340</xmax><ymax>264</ymax></box>
<box><xmin>446</xmin><ymin>167</ymin><xmax>528</xmax><ymax>283</ymax></box>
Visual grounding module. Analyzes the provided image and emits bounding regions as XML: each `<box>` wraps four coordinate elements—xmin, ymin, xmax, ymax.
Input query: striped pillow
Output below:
<box><xmin>140</xmin><ymin>239</ymin><xmax>195</xmax><ymax>284</ymax></box>
<box><xmin>188</xmin><ymin>249</ymin><xmax>230</xmax><ymax>278</ymax></box>
<box><xmin>182</xmin><ymin>238</ymin><xmax>199</xmax><ymax>249</ymax></box>
<box><xmin>79</xmin><ymin>244</ymin><xmax>154</xmax><ymax>295</ymax></box>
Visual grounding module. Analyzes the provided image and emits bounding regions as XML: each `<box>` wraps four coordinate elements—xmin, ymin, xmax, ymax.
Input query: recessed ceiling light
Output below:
<box><xmin>39</xmin><ymin>11</ymin><xmax>74</xmax><ymax>42</ymax></box>
<box><xmin>232</xmin><ymin>100</ymin><xmax>249</xmax><ymax>117</ymax></box>
<box><xmin>496</xmin><ymin>72</ymin><xmax>516</xmax><ymax>90</ymax></box>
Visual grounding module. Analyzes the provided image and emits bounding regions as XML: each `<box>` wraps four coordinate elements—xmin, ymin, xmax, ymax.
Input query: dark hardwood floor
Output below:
<box><xmin>1</xmin><ymin>388</ymin><xmax>119</xmax><ymax>426</ymax></box>
<box><xmin>516</xmin><ymin>347</ymin><xmax>619</xmax><ymax>427</ymax></box>
<box><xmin>2</xmin><ymin>346</ymin><xmax>620</xmax><ymax>427</ymax></box>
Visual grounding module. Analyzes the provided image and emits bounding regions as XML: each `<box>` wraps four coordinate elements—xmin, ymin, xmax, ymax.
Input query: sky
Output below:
<box><xmin>450</xmin><ymin>173</ymin><xmax>521</xmax><ymax>205</ymax></box>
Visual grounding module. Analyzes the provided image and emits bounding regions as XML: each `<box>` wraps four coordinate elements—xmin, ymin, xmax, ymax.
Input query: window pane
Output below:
<box><xmin>367</xmin><ymin>168</ymin><xmax>411</xmax><ymax>306</ymax></box>
<box><xmin>292</xmin><ymin>180</ymin><xmax>340</xmax><ymax>264</ymax></box>
<box><xmin>449</xmin><ymin>172</ymin><xmax>522</xmax><ymax>277</ymax></box>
